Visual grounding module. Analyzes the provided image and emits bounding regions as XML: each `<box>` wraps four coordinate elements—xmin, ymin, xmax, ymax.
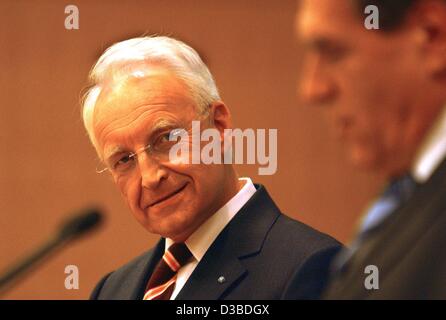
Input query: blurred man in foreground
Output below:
<box><xmin>82</xmin><ymin>36</ymin><xmax>340</xmax><ymax>300</ymax></box>
<box><xmin>295</xmin><ymin>0</ymin><xmax>446</xmax><ymax>299</ymax></box>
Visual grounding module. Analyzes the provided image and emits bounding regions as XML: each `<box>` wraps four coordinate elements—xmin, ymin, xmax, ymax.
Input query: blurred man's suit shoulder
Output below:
<box><xmin>324</xmin><ymin>159</ymin><xmax>446</xmax><ymax>299</ymax></box>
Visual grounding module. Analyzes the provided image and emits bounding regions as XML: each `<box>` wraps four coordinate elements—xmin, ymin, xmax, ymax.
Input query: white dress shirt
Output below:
<box><xmin>411</xmin><ymin>106</ymin><xmax>446</xmax><ymax>184</ymax></box>
<box><xmin>165</xmin><ymin>177</ymin><xmax>256</xmax><ymax>300</ymax></box>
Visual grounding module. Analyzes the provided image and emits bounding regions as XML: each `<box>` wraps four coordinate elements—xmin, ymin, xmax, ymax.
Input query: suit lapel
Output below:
<box><xmin>175</xmin><ymin>244</ymin><xmax>248</xmax><ymax>300</ymax></box>
<box><xmin>129</xmin><ymin>238</ymin><xmax>165</xmax><ymax>299</ymax></box>
<box><xmin>175</xmin><ymin>184</ymin><xmax>281</xmax><ymax>300</ymax></box>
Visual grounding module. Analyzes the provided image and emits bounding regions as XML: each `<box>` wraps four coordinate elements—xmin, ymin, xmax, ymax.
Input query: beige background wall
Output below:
<box><xmin>0</xmin><ymin>0</ymin><xmax>381</xmax><ymax>299</ymax></box>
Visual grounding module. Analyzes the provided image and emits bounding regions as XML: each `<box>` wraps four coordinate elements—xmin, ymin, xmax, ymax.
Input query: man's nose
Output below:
<box><xmin>137</xmin><ymin>153</ymin><xmax>168</xmax><ymax>189</ymax></box>
<box><xmin>299</xmin><ymin>57</ymin><xmax>337</xmax><ymax>107</ymax></box>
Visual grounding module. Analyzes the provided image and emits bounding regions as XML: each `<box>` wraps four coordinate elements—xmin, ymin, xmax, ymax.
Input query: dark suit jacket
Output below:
<box><xmin>324</xmin><ymin>159</ymin><xmax>446</xmax><ymax>299</ymax></box>
<box><xmin>90</xmin><ymin>184</ymin><xmax>341</xmax><ymax>300</ymax></box>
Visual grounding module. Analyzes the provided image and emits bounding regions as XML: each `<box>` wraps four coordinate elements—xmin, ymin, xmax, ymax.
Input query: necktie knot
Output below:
<box><xmin>143</xmin><ymin>242</ymin><xmax>192</xmax><ymax>300</ymax></box>
<box><xmin>331</xmin><ymin>174</ymin><xmax>418</xmax><ymax>275</ymax></box>
<box><xmin>360</xmin><ymin>173</ymin><xmax>417</xmax><ymax>234</ymax></box>
<box><xmin>164</xmin><ymin>242</ymin><xmax>193</xmax><ymax>272</ymax></box>
<box><xmin>383</xmin><ymin>174</ymin><xmax>417</xmax><ymax>203</ymax></box>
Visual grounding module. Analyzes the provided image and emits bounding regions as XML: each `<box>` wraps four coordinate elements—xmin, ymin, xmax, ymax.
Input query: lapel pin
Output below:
<box><xmin>217</xmin><ymin>276</ymin><xmax>226</xmax><ymax>284</ymax></box>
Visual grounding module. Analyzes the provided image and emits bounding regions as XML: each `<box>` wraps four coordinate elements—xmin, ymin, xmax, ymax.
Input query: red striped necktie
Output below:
<box><xmin>143</xmin><ymin>242</ymin><xmax>192</xmax><ymax>300</ymax></box>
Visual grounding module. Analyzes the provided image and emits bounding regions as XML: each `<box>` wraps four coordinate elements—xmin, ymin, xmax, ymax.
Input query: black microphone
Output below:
<box><xmin>0</xmin><ymin>207</ymin><xmax>104</xmax><ymax>295</ymax></box>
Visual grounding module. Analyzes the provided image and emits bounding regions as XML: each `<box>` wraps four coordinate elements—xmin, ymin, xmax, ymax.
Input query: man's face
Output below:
<box><xmin>296</xmin><ymin>0</ymin><xmax>424</xmax><ymax>173</ymax></box>
<box><xmin>92</xmin><ymin>68</ymin><xmax>228</xmax><ymax>242</ymax></box>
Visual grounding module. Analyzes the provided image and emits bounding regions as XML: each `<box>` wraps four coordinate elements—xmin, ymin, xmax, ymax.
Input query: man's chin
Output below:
<box><xmin>139</xmin><ymin>215</ymin><xmax>196</xmax><ymax>242</ymax></box>
<box><xmin>152</xmin><ymin>227</ymin><xmax>193</xmax><ymax>243</ymax></box>
<box><xmin>349</xmin><ymin>148</ymin><xmax>380</xmax><ymax>172</ymax></box>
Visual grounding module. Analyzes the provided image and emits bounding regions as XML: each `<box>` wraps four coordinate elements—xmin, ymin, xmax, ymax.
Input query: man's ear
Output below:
<box><xmin>209</xmin><ymin>101</ymin><xmax>232</xmax><ymax>136</ymax></box>
<box><xmin>413</xmin><ymin>0</ymin><xmax>446</xmax><ymax>77</ymax></box>
<box><xmin>209</xmin><ymin>102</ymin><xmax>233</xmax><ymax>160</ymax></box>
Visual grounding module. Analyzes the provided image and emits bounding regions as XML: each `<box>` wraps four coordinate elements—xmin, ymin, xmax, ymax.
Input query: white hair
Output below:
<box><xmin>81</xmin><ymin>36</ymin><xmax>221</xmax><ymax>150</ymax></box>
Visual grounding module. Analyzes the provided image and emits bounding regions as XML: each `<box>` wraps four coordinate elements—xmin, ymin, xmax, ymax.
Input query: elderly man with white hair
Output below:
<box><xmin>82</xmin><ymin>35</ymin><xmax>341</xmax><ymax>300</ymax></box>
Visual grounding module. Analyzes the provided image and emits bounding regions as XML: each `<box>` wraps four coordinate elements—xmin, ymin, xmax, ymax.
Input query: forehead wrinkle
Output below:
<box><xmin>94</xmin><ymin>90</ymin><xmax>196</xmax><ymax>146</ymax></box>
<box><xmin>150</xmin><ymin>118</ymin><xmax>179</xmax><ymax>132</ymax></box>
<box><xmin>95</xmin><ymin>102</ymin><xmax>167</xmax><ymax>142</ymax></box>
<box><xmin>103</xmin><ymin>145</ymin><xmax>126</xmax><ymax>162</ymax></box>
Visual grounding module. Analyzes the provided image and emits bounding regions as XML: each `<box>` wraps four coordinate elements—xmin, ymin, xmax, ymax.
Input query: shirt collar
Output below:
<box><xmin>165</xmin><ymin>177</ymin><xmax>256</xmax><ymax>261</ymax></box>
<box><xmin>411</xmin><ymin>105</ymin><xmax>446</xmax><ymax>184</ymax></box>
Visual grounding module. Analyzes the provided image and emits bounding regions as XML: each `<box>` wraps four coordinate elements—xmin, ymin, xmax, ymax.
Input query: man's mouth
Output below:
<box><xmin>148</xmin><ymin>183</ymin><xmax>188</xmax><ymax>208</ymax></box>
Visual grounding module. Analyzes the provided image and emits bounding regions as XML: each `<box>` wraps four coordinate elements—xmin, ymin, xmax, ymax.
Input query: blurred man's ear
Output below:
<box><xmin>413</xmin><ymin>0</ymin><xmax>446</xmax><ymax>77</ymax></box>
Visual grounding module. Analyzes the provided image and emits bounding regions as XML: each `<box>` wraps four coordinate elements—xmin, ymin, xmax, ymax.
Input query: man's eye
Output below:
<box><xmin>159</xmin><ymin>129</ymin><xmax>183</xmax><ymax>143</ymax></box>
<box><xmin>152</xmin><ymin>129</ymin><xmax>184</xmax><ymax>151</ymax></box>
<box><xmin>168</xmin><ymin>128</ymin><xmax>184</xmax><ymax>141</ymax></box>
<box><xmin>114</xmin><ymin>155</ymin><xmax>134</xmax><ymax>169</ymax></box>
<box><xmin>159</xmin><ymin>132</ymin><xmax>171</xmax><ymax>143</ymax></box>
<box><xmin>322</xmin><ymin>46</ymin><xmax>347</xmax><ymax>63</ymax></box>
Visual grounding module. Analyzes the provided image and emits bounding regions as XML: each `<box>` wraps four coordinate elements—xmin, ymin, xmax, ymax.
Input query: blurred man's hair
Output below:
<box><xmin>354</xmin><ymin>0</ymin><xmax>418</xmax><ymax>31</ymax></box>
